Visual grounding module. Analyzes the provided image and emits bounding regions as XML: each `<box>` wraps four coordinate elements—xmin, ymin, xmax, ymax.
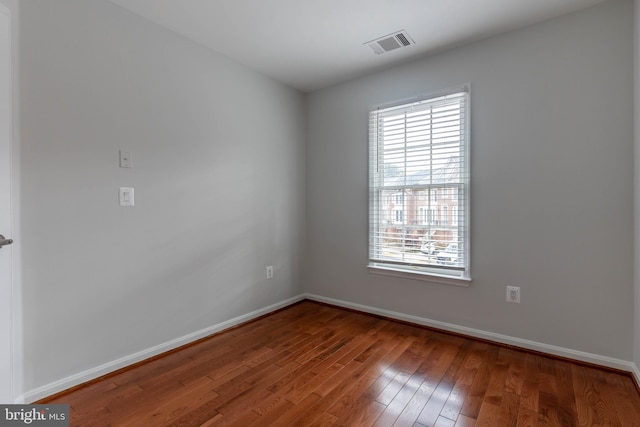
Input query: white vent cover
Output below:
<box><xmin>365</xmin><ymin>30</ymin><xmax>414</xmax><ymax>55</ymax></box>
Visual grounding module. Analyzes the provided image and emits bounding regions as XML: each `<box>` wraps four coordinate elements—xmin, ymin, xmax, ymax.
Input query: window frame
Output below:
<box><xmin>367</xmin><ymin>86</ymin><xmax>471</xmax><ymax>285</ymax></box>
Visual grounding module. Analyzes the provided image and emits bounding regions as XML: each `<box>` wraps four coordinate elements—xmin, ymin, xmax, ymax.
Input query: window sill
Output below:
<box><xmin>367</xmin><ymin>264</ymin><xmax>471</xmax><ymax>287</ymax></box>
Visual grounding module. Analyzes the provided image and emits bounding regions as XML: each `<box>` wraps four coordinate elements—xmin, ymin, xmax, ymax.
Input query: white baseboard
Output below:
<box><xmin>23</xmin><ymin>295</ymin><xmax>306</xmax><ymax>403</ymax></box>
<box><xmin>22</xmin><ymin>292</ymin><xmax>638</xmax><ymax>403</ymax></box>
<box><xmin>304</xmin><ymin>293</ymin><xmax>638</xmax><ymax>375</ymax></box>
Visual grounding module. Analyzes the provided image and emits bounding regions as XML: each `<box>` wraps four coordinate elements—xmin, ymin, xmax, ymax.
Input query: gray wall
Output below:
<box><xmin>306</xmin><ymin>0</ymin><xmax>634</xmax><ymax>360</ymax></box>
<box><xmin>20</xmin><ymin>0</ymin><xmax>305</xmax><ymax>391</ymax></box>
<box><xmin>18</xmin><ymin>0</ymin><xmax>638</xmax><ymax>396</ymax></box>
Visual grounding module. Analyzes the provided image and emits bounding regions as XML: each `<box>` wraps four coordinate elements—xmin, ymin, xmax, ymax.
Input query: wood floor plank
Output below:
<box><xmin>605</xmin><ymin>370</ymin><xmax>640</xmax><ymax>427</ymax></box>
<box><xmin>572</xmin><ymin>364</ymin><xmax>623</xmax><ymax>427</ymax></box>
<box><xmin>483</xmin><ymin>355</ymin><xmax>509</xmax><ymax>406</ymax></box>
<box><xmin>362</xmin><ymin>329</ymin><xmax>418</xmax><ymax>381</ymax></box>
<box><xmin>455</xmin><ymin>414</ymin><xmax>477</xmax><ymax>427</ymax></box>
<box><xmin>376</xmin><ymin>370</ymin><xmax>413</xmax><ymax>407</ymax></box>
<box><xmin>438</xmin><ymin>343</ymin><xmax>483</xmax><ymax>422</ymax></box>
<box><xmin>291</xmin><ymin>346</ymin><xmax>396</xmax><ymax>426</ymax></box>
<box><xmin>289</xmin><ymin>358</ymin><xmax>378</xmax><ymax>425</ymax></box>
<box><xmin>459</xmin><ymin>345</ymin><xmax>498</xmax><ymax>419</ymax></box>
<box><xmin>334</xmin><ymin>400</ymin><xmax>386</xmax><ymax>427</ymax></box>
<box><xmin>274</xmin><ymin>328</ymin><xmax>335</xmax><ymax>367</ymax></box>
<box><xmin>246</xmin><ymin>394</ymin><xmax>293</xmax><ymax>426</ymax></box>
<box><xmin>127</xmin><ymin>376</ymin><xmax>219</xmax><ymax>426</ymax></box>
<box><xmin>268</xmin><ymin>392</ymin><xmax>321</xmax><ymax>426</ymax></box>
<box><xmin>164</xmin><ymin>396</ymin><xmax>222</xmax><ymax>427</ymax></box>
<box><xmin>67</xmin><ymin>407</ymin><xmax>113</xmax><ymax>427</ymax></box>
<box><xmin>374</xmin><ymin>375</ymin><xmax>422</xmax><ymax>426</ymax></box>
<box><xmin>434</xmin><ymin>416</ymin><xmax>457</xmax><ymax>427</ymax></box>
<box><xmin>105</xmin><ymin>379</ymin><xmax>188</xmax><ymax>425</ymax></box>
<box><xmin>519</xmin><ymin>353</ymin><xmax>542</xmax><ymax>415</ymax></box>
<box><xmin>306</xmin><ymin>411</ymin><xmax>338</xmax><ymax>427</ymax></box>
<box><xmin>398</xmin><ymin>338</ymin><xmax>467</xmax><ymax>426</ymax></box>
<box><xmin>475</xmin><ymin>401</ymin><xmax>501</xmax><ymax>427</ymax></box>
<box><xmin>325</xmin><ymin>363</ymin><xmax>381</xmax><ymax>419</ymax></box>
<box><xmin>392</xmin><ymin>379</ymin><xmax>437</xmax><ymax>426</ymax></box>
<box><xmin>193</xmin><ymin>412</ymin><xmax>224</xmax><ymax>427</ymax></box>
<box><xmin>39</xmin><ymin>301</ymin><xmax>640</xmax><ymax>427</ymax></box>
<box><xmin>329</xmin><ymin>350</ymin><xmax>400</xmax><ymax>424</ymax></box>
<box><xmin>70</xmin><ymin>381</ymin><xmax>143</xmax><ymax>414</ymax></box>
<box><xmin>501</xmin><ymin>347</ymin><xmax>525</xmax><ymax>396</ymax></box>
<box><xmin>496</xmin><ymin>391</ymin><xmax>519</xmax><ymax>427</ymax></box>
<box><xmin>552</xmin><ymin>360</ymin><xmax>578</xmax><ymax>427</ymax></box>
<box><xmin>414</xmin><ymin>378</ymin><xmax>456</xmax><ymax>426</ymax></box>
<box><xmin>516</xmin><ymin>408</ymin><xmax>540</xmax><ymax>427</ymax></box>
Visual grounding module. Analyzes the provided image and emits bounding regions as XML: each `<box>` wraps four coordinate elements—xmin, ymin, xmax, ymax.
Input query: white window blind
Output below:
<box><xmin>368</xmin><ymin>88</ymin><xmax>469</xmax><ymax>279</ymax></box>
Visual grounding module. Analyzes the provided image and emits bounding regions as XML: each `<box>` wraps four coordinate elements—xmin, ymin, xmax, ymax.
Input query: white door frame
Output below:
<box><xmin>0</xmin><ymin>0</ymin><xmax>20</xmax><ymax>404</ymax></box>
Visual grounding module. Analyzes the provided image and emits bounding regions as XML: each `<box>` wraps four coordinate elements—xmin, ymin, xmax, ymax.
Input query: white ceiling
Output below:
<box><xmin>107</xmin><ymin>0</ymin><xmax>609</xmax><ymax>92</ymax></box>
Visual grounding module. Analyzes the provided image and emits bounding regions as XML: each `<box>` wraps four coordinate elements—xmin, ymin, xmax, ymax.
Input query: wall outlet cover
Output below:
<box><xmin>506</xmin><ymin>286</ymin><xmax>521</xmax><ymax>303</ymax></box>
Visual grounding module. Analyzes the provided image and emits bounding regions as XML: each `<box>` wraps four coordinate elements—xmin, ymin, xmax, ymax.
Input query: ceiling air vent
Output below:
<box><xmin>366</xmin><ymin>30</ymin><xmax>414</xmax><ymax>55</ymax></box>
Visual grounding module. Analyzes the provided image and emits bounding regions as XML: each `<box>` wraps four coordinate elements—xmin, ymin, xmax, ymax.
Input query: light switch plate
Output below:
<box><xmin>119</xmin><ymin>150</ymin><xmax>132</xmax><ymax>168</ymax></box>
<box><xmin>119</xmin><ymin>187</ymin><xmax>134</xmax><ymax>207</ymax></box>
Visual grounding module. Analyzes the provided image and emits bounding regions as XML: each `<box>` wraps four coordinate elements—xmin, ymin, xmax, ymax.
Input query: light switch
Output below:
<box><xmin>119</xmin><ymin>150</ymin><xmax>132</xmax><ymax>168</ymax></box>
<box><xmin>119</xmin><ymin>187</ymin><xmax>134</xmax><ymax>207</ymax></box>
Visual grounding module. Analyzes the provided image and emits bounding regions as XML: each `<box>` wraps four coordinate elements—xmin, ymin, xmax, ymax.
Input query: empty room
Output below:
<box><xmin>2</xmin><ymin>0</ymin><xmax>640</xmax><ymax>425</ymax></box>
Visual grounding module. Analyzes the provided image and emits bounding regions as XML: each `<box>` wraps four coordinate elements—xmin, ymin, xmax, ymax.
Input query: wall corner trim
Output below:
<box><xmin>632</xmin><ymin>363</ymin><xmax>640</xmax><ymax>390</ymax></box>
<box><xmin>22</xmin><ymin>294</ymin><xmax>306</xmax><ymax>403</ymax></box>
<box><xmin>303</xmin><ymin>293</ymin><xmax>637</xmax><ymax>374</ymax></box>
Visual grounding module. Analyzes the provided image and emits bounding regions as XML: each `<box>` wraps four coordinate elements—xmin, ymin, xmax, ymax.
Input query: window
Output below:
<box><xmin>428</xmin><ymin>208</ymin><xmax>436</xmax><ymax>225</ymax></box>
<box><xmin>441</xmin><ymin>205</ymin><xmax>448</xmax><ymax>226</ymax></box>
<box><xmin>419</xmin><ymin>207</ymin><xmax>427</xmax><ymax>225</ymax></box>
<box><xmin>368</xmin><ymin>88</ymin><xmax>470</xmax><ymax>282</ymax></box>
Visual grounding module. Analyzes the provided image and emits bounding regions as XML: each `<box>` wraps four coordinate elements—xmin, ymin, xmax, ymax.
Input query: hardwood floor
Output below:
<box><xmin>40</xmin><ymin>301</ymin><xmax>640</xmax><ymax>426</ymax></box>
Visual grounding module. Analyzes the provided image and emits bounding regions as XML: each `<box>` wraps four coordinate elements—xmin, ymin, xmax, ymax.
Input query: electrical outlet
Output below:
<box><xmin>506</xmin><ymin>286</ymin><xmax>520</xmax><ymax>303</ymax></box>
<box><xmin>266</xmin><ymin>266</ymin><xmax>274</xmax><ymax>280</ymax></box>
